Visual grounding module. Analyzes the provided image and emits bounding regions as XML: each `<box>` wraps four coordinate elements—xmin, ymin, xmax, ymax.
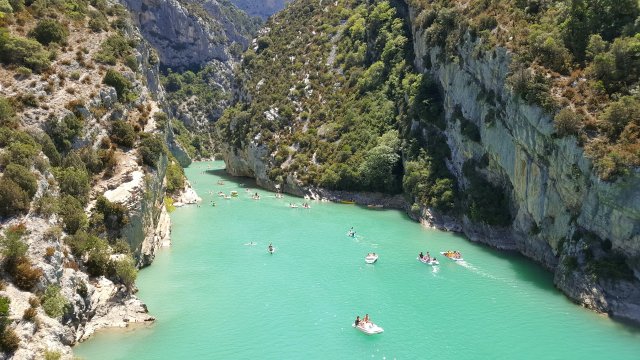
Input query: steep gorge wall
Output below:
<box><xmin>406</xmin><ymin>5</ymin><xmax>640</xmax><ymax>322</ymax></box>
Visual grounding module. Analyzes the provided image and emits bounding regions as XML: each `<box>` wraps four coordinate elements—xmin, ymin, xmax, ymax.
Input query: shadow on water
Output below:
<box><xmin>202</xmin><ymin>168</ymin><xmax>258</xmax><ymax>187</ymax></box>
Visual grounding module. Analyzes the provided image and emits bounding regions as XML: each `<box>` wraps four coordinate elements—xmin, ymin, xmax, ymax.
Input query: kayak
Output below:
<box><xmin>352</xmin><ymin>322</ymin><xmax>384</xmax><ymax>335</ymax></box>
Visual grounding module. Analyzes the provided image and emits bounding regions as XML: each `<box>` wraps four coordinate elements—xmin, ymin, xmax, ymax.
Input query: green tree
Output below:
<box><xmin>29</xmin><ymin>19</ymin><xmax>68</xmax><ymax>45</ymax></box>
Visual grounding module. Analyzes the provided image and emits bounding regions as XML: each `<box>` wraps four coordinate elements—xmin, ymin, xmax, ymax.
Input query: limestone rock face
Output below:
<box><xmin>408</xmin><ymin>5</ymin><xmax>640</xmax><ymax>322</ymax></box>
<box><xmin>122</xmin><ymin>0</ymin><xmax>258</xmax><ymax>70</ymax></box>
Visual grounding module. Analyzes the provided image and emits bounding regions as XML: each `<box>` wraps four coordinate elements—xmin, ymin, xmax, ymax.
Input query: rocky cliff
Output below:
<box><xmin>406</xmin><ymin>4</ymin><xmax>640</xmax><ymax>324</ymax></box>
<box><xmin>122</xmin><ymin>0</ymin><xmax>260</xmax><ymax>70</ymax></box>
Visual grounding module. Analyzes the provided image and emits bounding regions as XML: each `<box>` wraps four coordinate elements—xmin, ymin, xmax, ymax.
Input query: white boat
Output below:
<box><xmin>440</xmin><ymin>251</ymin><xmax>463</xmax><ymax>261</ymax></box>
<box><xmin>365</xmin><ymin>254</ymin><xmax>378</xmax><ymax>264</ymax></box>
<box><xmin>417</xmin><ymin>257</ymin><xmax>439</xmax><ymax>265</ymax></box>
<box><xmin>268</xmin><ymin>247</ymin><xmax>276</xmax><ymax>254</ymax></box>
<box><xmin>352</xmin><ymin>322</ymin><xmax>384</xmax><ymax>335</ymax></box>
<box><xmin>224</xmin><ymin>195</ymin><xmax>231</xmax><ymax>200</ymax></box>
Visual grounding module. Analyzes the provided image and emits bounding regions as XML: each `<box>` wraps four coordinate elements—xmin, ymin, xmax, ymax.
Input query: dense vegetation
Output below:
<box><xmin>408</xmin><ymin>0</ymin><xmax>640</xmax><ymax>180</ymax></box>
<box><xmin>218</xmin><ymin>0</ymin><xmax>458</xmax><ymax>213</ymax></box>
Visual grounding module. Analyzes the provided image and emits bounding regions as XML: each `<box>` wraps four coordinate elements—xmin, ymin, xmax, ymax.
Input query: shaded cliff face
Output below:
<box><xmin>407</xmin><ymin>5</ymin><xmax>640</xmax><ymax>323</ymax></box>
<box><xmin>123</xmin><ymin>0</ymin><xmax>261</xmax><ymax>70</ymax></box>
<box><xmin>228</xmin><ymin>0</ymin><xmax>289</xmax><ymax>19</ymax></box>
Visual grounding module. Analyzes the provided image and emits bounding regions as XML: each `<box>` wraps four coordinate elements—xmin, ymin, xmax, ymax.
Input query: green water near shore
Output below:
<box><xmin>75</xmin><ymin>161</ymin><xmax>640</xmax><ymax>359</ymax></box>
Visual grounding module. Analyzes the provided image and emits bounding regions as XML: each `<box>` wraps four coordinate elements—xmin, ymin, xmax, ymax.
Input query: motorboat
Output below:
<box><xmin>230</xmin><ymin>191</ymin><xmax>238</xmax><ymax>197</ymax></box>
<box><xmin>417</xmin><ymin>257</ymin><xmax>439</xmax><ymax>265</ymax></box>
<box><xmin>217</xmin><ymin>180</ymin><xmax>224</xmax><ymax>185</ymax></box>
<box><xmin>365</xmin><ymin>253</ymin><xmax>378</xmax><ymax>264</ymax></box>
<box><xmin>252</xmin><ymin>195</ymin><xmax>261</xmax><ymax>200</ymax></box>
<box><xmin>218</xmin><ymin>192</ymin><xmax>225</xmax><ymax>197</ymax></box>
<box><xmin>440</xmin><ymin>251</ymin><xmax>463</xmax><ymax>261</ymax></box>
<box><xmin>268</xmin><ymin>246</ymin><xmax>276</xmax><ymax>254</ymax></box>
<box><xmin>353</xmin><ymin>322</ymin><xmax>384</xmax><ymax>335</ymax></box>
<box><xmin>224</xmin><ymin>195</ymin><xmax>231</xmax><ymax>200</ymax></box>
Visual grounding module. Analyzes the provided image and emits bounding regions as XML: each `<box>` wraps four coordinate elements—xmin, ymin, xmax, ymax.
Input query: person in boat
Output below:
<box><xmin>354</xmin><ymin>316</ymin><xmax>361</xmax><ymax>327</ymax></box>
<box><xmin>426</xmin><ymin>251</ymin><xmax>431</xmax><ymax>261</ymax></box>
<box><xmin>268</xmin><ymin>243</ymin><xmax>274</xmax><ymax>253</ymax></box>
<box><xmin>419</xmin><ymin>251</ymin><xmax>424</xmax><ymax>259</ymax></box>
<box><xmin>363</xmin><ymin>314</ymin><xmax>370</xmax><ymax>324</ymax></box>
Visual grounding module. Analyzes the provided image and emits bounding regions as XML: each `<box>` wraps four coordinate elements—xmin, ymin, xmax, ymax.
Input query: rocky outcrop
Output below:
<box><xmin>407</xmin><ymin>4</ymin><xmax>640</xmax><ymax>323</ymax></box>
<box><xmin>122</xmin><ymin>0</ymin><xmax>259</xmax><ymax>70</ymax></box>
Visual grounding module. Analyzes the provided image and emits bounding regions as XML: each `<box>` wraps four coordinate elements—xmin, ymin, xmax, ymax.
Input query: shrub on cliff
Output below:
<box><xmin>46</xmin><ymin>114</ymin><xmax>84</xmax><ymax>153</ymax></box>
<box><xmin>138</xmin><ymin>133</ymin><xmax>166</xmax><ymax>168</ymax></box>
<box><xmin>110</xmin><ymin>120</ymin><xmax>136</xmax><ymax>148</ymax></box>
<box><xmin>4</xmin><ymin>163</ymin><xmax>38</xmax><ymax>199</ymax></box>
<box><xmin>0</xmin><ymin>29</ymin><xmax>51</xmax><ymax>72</ymax></box>
<box><xmin>56</xmin><ymin>166</ymin><xmax>90</xmax><ymax>204</ymax></box>
<box><xmin>0</xmin><ymin>178</ymin><xmax>31</xmax><ymax>217</ymax></box>
<box><xmin>165</xmin><ymin>160</ymin><xmax>185</xmax><ymax>194</ymax></box>
<box><xmin>95</xmin><ymin>34</ymin><xmax>134</xmax><ymax>65</ymax></box>
<box><xmin>58</xmin><ymin>195</ymin><xmax>87</xmax><ymax>234</ymax></box>
<box><xmin>93</xmin><ymin>196</ymin><xmax>129</xmax><ymax>237</ymax></box>
<box><xmin>29</xmin><ymin>19</ymin><xmax>68</xmax><ymax>45</ymax></box>
<box><xmin>41</xmin><ymin>285</ymin><xmax>69</xmax><ymax>318</ymax></box>
<box><xmin>0</xmin><ymin>97</ymin><xmax>17</xmax><ymax>128</ymax></box>
<box><xmin>103</xmin><ymin>69</ymin><xmax>133</xmax><ymax>101</ymax></box>
<box><xmin>554</xmin><ymin>108</ymin><xmax>584</xmax><ymax>137</ymax></box>
<box><xmin>0</xmin><ymin>297</ymin><xmax>16</xmax><ymax>353</ymax></box>
<box><xmin>112</xmin><ymin>255</ymin><xmax>137</xmax><ymax>289</ymax></box>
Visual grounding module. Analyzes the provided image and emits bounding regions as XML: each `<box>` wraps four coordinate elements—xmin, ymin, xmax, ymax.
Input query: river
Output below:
<box><xmin>74</xmin><ymin>161</ymin><xmax>640</xmax><ymax>359</ymax></box>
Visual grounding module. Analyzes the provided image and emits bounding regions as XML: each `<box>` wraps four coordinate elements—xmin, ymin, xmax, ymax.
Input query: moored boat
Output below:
<box><xmin>340</xmin><ymin>200</ymin><xmax>355</xmax><ymax>204</ymax></box>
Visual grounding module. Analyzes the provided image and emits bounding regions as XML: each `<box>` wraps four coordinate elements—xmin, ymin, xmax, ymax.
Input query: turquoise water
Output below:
<box><xmin>75</xmin><ymin>161</ymin><xmax>640</xmax><ymax>359</ymax></box>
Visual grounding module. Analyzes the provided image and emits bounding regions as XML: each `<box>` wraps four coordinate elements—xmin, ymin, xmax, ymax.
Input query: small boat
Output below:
<box><xmin>367</xmin><ymin>204</ymin><xmax>383</xmax><ymax>209</ymax></box>
<box><xmin>417</xmin><ymin>257</ymin><xmax>439</xmax><ymax>265</ymax></box>
<box><xmin>268</xmin><ymin>246</ymin><xmax>276</xmax><ymax>254</ymax></box>
<box><xmin>217</xmin><ymin>180</ymin><xmax>224</xmax><ymax>185</ymax></box>
<box><xmin>224</xmin><ymin>195</ymin><xmax>231</xmax><ymax>200</ymax></box>
<box><xmin>218</xmin><ymin>192</ymin><xmax>225</xmax><ymax>197</ymax></box>
<box><xmin>353</xmin><ymin>322</ymin><xmax>384</xmax><ymax>335</ymax></box>
<box><xmin>230</xmin><ymin>191</ymin><xmax>238</xmax><ymax>197</ymax></box>
<box><xmin>340</xmin><ymin>200</ymin><xmax>355</xmax><ymax>204</ymax></box>
<box><xmin>365</xmin><ymin>253</ymin><xmax>378</xmax><ymax>264</ymax></box>
<box><xmin>289</xmin><ymin>204</ymin><xmax>299</xmax><ymax>208</ymax></box>
<box><xmin>440</xmin><ymin>251</ymin><xmax>463</xmax><ymax>261</ymax></box>
<box><xmin>252</xmin><ymin>195</ymin><xmax>261</xmax><ymax>200</ymax></box>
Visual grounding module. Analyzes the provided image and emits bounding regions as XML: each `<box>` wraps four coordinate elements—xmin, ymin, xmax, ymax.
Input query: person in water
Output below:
<box><xmin>354</xmin><ymin>316</ymin><xmax>361</xmax><ymax>326</ymax></box>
